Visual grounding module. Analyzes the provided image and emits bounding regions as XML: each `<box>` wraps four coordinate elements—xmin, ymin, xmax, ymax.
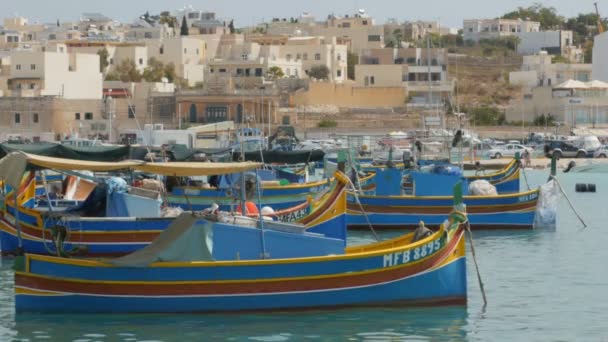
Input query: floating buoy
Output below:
<box><xmin>575</xmin><ymin>183</ymin><xmax>597</xmax><ymax>192</ymax></box>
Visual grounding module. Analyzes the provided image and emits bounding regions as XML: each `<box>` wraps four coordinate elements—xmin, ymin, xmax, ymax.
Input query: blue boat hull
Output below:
<box><xmin>15</xmin><ymin>257</ymin><xmax>466</xmax><ymax>313</ymax></box>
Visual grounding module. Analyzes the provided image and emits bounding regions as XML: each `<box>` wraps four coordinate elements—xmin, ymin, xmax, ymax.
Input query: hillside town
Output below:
<box><xmin>0</xmin><ymin>4</ymin><xmax>608</xmax><ymax>144</ymax></box>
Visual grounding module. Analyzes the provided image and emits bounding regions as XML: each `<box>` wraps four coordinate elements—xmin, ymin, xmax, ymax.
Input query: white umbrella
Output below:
<box><xmin>586</xmin><ymin>80</ymin><xmax>608</xmax><ymax>89</ymax></box>
<box><xmin>555</xmin><ymin>79</ymin><xmax>590</xmax><ymax>89</ymax></box>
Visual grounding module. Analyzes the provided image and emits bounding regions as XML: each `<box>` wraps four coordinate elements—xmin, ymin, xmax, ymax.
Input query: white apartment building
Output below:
<box><xmin>516</xmin><ymin>30</ymin><xmax>574</xmax><ymax>56</ymax></box>
<box><xmin>265</xmin><ymin>11</ymin><xmax>384</xmax><ymax>54</ymax></box>
<box><xmin>464</xmin><ymin>18</ymin><xmax>575</xmax><ymax>58</ymax></box>
<box><xmin>208</xmin><ymin>42</ymin><xmax>302</xmax><ymax>83</ymax></box>
<box><xmin>7</xmin><ymin>50</ymin><xmax>102</xmax><ymax>99</ymax></box>
<box><xmin>463</xmin><ymin>18</ymin><xmax>540</xmax><ymax>42</ymax></box>
<box><xmin>592</xmin><ymin>32</ymin><xmax>608</xmax><ymax>82</ymax></box>
<box><xmin>510</xmin><ymin>52</ymin><xmax>592</xmax><ymax>90</ymax></box>
<box><xmin>67</xmin><ymin>42</ymin><xmax>149</xmax><ymax>74</ymax></box>
<box><xmin>279</xmin><ymin>37</ymin><xmax>347</xmax><ymax>82</ymax></box>
<box><xmin>209</xmin><ymin>37</ymin><xmax>347</xmax><ymax>82</ymax></box>
<box><xmin>147</xmin><ymin>36</ymin><xmax>206</xmax><ymax>86</ymax></box>
<box><xmin>355</xmin><ymin>47</ymin><xmax>452</xmax><ymax>106</ymax></box>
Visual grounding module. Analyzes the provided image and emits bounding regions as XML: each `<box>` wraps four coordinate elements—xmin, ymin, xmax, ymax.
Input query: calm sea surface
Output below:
<box><xmin>1</xmin><ymin>169</ymin><xmax>607</xmax><ymax>341</ymax></box>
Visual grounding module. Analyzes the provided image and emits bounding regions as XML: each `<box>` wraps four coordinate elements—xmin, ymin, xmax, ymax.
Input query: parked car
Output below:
<box><xmin>594</xmin><ymin>145</ymin><xmax>608</xmax><ymax>158</ymax></box>
<box><xmin>544</xmin><ymin>140</ymin><xmax>587</xmax><ymax>158</ymax></box>
<box><xmin>485</xmin><ymin>144</ymin><xmax>533</xmax><ymax>159</ymax></box>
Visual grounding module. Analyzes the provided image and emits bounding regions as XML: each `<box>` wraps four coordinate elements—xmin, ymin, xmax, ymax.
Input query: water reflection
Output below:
<box><xmin>13</xmin><ymin>307</ymin><xmax>468</xmax><ymax>341</ymax></box>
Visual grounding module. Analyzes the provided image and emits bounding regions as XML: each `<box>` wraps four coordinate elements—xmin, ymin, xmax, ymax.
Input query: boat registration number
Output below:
<box><xmin>518</xmin><ymin>192</ymin><xmax>539</xmax><ymax>202</ymax></box>
<box><xmin>383</xmin><ymin>239</ymin><xmax>442</xmax><ymax>268</ymax></box>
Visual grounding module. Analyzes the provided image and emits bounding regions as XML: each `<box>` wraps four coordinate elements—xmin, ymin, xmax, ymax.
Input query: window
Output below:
<box><xmin>84</xmin><ymin>112</ymin><xmax>93</xmax><ymax>120</ymax></box>
<box><xmin>49</xmin><ymin>34</ymin><xmax>56</xmax><ymax>40</ymax></box>
<box><xmin>210</xmin><ymin>68</ymin><xmax>214</xmax><ymax>73</ymax></box>
<box><xmin>245</xmin><ymin>68</ymin><xmax>251</xmax><ymax>76</ymax></box>
<box><xmin>139</xmin><ymin>58</ymin><xmax>143</xmax><ymax>65</ymax></box>
<box><xmin>337</xmin><ymin>54</ymin><xmax>341</xmax><ymax>61</ymax></box>
<box><xmin>144</xmin><ymin>32</ymin><xmax>152</xmax><ymax>39</ymax></box>
<box><xmin>342</xmin><ymin>22</ymin><xmax>351</xmax><ymax>28</ymax></box>
<box><xmin>188</xmin><ymin>12</ymin><xmax>199</xmax><ymax>19</ymax></box>
<box><xmin>362</xmin><ymin>20</ymin><xmax>368</xmax><ymax>25</ymax></box>
<box><xmin>296</xmin><ymin>53</ymin><xmax>301</xmax><ymax>60</ymax></box>
<box><xmin>337</xmin><ymin>70</ymin><xmax>342</xmax><ymax>77</ymax></box>
<box><xmin>196</xmin><ymin>48</ymin><xmax>199</xmax><ymax>55</ymax></box>
<box><xmin>242</xmin><ymin>53</ymin><xmax>248</xmax><ymax>60</ymax></box>
<box><xmin>468</xmin><ymin>28</ymin><xmax>473</xmax><ymax>32</ymax></box>
<box><xmin>236</xmin><ymin>68</ymin><xmax>243</xmax><ymax>76</ymax></box>
<box><xmin>16</xmin><ymin>84</ymin><xmax>21</xmax><ymax>89</ymax></box>
<box><xmin>32</xmin><ymin>113</ymin><xmax>39</xmax><ymax>123</ymax></box>
<box><xmin>255</xmin><ymin>68</ymin><xmax>263</xmax><ymax>77</ymax></box>
<box><xmin>370</xmin><ymin>76</ymin><xmax>375</xmax><ymax>85</ymax></box>
<box><xmin>128</xmin><ymin>106</ymin><xmax>135</xmax><ymax>118</ymax></box>
<box><xmin>110</xmin><ymin>58</ymin><xmax>114</xmax><ymax>65</ymax></box>
<box><xmin>29</xmin><ymin>83</ymin><xmax>35</xmax><ymax>89</ymax></box>
<box><xmin>75</xmin><ymin>113</ymin><xmax>81</xmax><ymax>120</ymax></box>
<box><xmin>368</xmin><ymin>35</ymin><xmax>381</xmax><ymax>42</ymax></box>
<box><xmin>219</xmin><ymin>68</ymin><xmax>226</xmax><ymax>73</ymax></box>
<box><xmin>184</xmin><ymin>48</ymin><xmax>187</xmax><ymax>54</ymax></box>
<box><xmin>286</xmin><ymin>54</ymin><xmax>292</xmax><ymax>61</ymax></box>
<box><xmin>16</xmin><ymin>64</ymin><xmax>21</xmax><ymax>70</ymax></box>
<box><xmin>303</xmin><ymin>53</ymin><xmax>308</xmax><ymax>60</ymax></box>
<box><xmin>315</xmin><ymin>53</ymin><xmax>321</xmax><ymax>60</ymax></box>
<box><xmin>14</xmin><ymin>113</ymin><xmax>21</xmax><ymax>124</ymax></box>
<box><xmin>160</xmin><ymin>46</ymin><xmax>164</xmax><ymax>54</ymax></box>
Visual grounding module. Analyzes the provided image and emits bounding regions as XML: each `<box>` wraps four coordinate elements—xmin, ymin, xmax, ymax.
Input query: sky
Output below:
<box><xmin>4</xmin><ymin>0</ymin><xmax>603</xmax><ymax>28</ymax></box>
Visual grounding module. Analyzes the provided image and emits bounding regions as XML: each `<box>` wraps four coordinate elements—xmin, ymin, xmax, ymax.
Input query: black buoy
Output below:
<box><xmin>576</xmin><ymin>183</ymin><xmax>597</xmax><ymax>192</ymax></box>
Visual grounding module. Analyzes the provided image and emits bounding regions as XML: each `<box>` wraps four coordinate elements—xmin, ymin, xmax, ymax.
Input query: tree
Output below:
<box><xmin>267</xmin><ymin>66</ymin><xmax>284</xmax><ymax>79</ymax></box>
<box><xmin>228</xmin><ymin>20</ymin><xmax>235</xmax><ymax>34</ymax></box>
<box><xmin>56</xmin><ymin>19</ymin><xmax>60</xmax><ymax>27</ymax></box>
<box><xmin>502</xmin><ymin>3</ymin><xmax>565</xmax><ymax>29</ymax></box>
<box><xmin>180</xmin><ymin>16</ymin><xmax>189</xmax><ymax>36</ymax></box>
<box><xmin>308</xmin><ymin>65</ymin><xmax>330</xmax><ymax>80</ymax></box>
<box><xmin>142</xmin><ymin>57</ymin><xmax>165</xmax><ymax>82</ymax></box>
<box><xmin>164</xmin><ymin>62</ymin><xmax>177</xmax><ymax>82</ymax></box>
<box><xmin>318</xmin><ymin>117</ymin><xmax>337</xmax><ymax>128</ymax></box>
<box><xmin>467</xmin><ymin>105</ymin><xmax>504</xmax><ymax>126</ymax></box>
<box><xmin>105</xmin><ymin>59</ymin><xmax>142</xmax><ymax>82</ymax></box>
<box><xmin>97</xmin><ymin>48</ymin><xmax>109</xmax><ymax>73</ymax></box>
<box><xmin>347</xmin><ymin>52</ymin><xmax>358</xmax><ymax>80</ymax></box>
<box><xmin>159</xmin><ymin>11</ymin><xmax>178</xmax><ymax>28</ymax></box>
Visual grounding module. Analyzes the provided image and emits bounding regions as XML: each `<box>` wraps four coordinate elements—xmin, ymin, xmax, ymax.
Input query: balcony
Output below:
<box><xmin>407</xmin><ymin>65</ymin><xmax>443</xmax><ymax>73</ymax></box>
<box><xmin>405</xmin><ymin>80</ymin><xmax>454</xmax><ymax>93</ymax></box>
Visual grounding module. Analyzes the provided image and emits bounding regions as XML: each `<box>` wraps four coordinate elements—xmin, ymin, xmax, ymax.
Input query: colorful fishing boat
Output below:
<box><xmin>347</xmin><ymin>188</ymin><xmax>539</xmax><ymax>230</ymax></box>
<box><xmin>347</xmin><ymin>164</ymin><xmax>543</xmax><ymax>230</ymax></box>
<box><xmin>0</xmin><ymin>153</ymin><xmax>349</xmax><ymax>256</ymax></box>
<box><xmin>14</xmin><ymin>210</ymin><xmax>468</xmax><ymax>313</ymax></box>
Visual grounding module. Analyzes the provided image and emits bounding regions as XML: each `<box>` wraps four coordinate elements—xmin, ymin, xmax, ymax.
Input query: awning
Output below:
<box><xmin>135</xmin><ymin>161</ymin><xmax>262</xmax><ymax>176</ymax></box>
<box><xmin>0</xmin><ymin>152</ymin><xmax>262</xmax><ymax>179</ymax></box>
<box><xmin>25</xmin><ymin>153</ymin><xmax>142</xmax><ymax>171</ymax></box>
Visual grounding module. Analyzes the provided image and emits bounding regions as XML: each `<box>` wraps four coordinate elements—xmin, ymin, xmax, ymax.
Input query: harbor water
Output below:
<box><xmin>1</xmin><ymin>169</ymin><xmax>606</xmax><ymax>341</ymax></box>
